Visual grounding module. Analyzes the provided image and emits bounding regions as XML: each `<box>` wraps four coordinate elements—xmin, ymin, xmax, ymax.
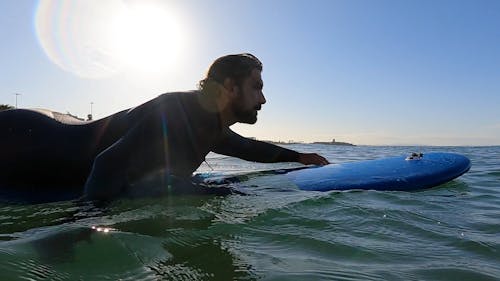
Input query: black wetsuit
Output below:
<box><xmin>0</xmin><ymin>91</ymin><xmax>299</xmax><ymax>200</ymax></box>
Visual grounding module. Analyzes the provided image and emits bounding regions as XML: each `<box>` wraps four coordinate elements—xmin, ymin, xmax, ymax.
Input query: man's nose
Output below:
<box><xmin>259</xmin><ymin>92</ymin><xmax>266</xmax><ymax>104</ymax></box>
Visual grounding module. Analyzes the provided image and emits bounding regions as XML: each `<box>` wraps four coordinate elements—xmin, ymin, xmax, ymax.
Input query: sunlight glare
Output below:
<box><xmin>110</xmin><ymin>3</ymin><xmax>183</xmax><ymax>73</ymax></box>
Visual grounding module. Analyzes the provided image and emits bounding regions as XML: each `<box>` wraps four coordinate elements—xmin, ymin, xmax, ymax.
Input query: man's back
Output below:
<box><xmin>0</xmin><ymin>92</ymin><xmax>220</xmax><ymax>190</ymax></box>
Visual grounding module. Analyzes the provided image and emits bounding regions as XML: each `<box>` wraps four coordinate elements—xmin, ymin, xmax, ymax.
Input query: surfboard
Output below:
<box><xmin>196</xmin><ymin>152</ymin><xmax>471</xmax><ymax>191</ymax></box>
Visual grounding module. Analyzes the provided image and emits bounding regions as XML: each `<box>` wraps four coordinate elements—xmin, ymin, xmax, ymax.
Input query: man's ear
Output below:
<box><xmin>223</xmin><ymin>78</ymin><xmax>238</xmax><ymax>98</ymax></box>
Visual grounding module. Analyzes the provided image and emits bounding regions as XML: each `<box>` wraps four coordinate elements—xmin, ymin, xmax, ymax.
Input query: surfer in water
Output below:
<box><xmin>0</xmin><ymin>53</ymin><xmax>329</xmax><ymax>201</ymax></box>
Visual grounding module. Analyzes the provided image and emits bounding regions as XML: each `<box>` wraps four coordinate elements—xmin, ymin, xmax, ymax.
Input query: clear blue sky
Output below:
<box><xmin>1</xmin><ymin>0</ymin><xmax>499</xmax><ymax>146</ymax></box>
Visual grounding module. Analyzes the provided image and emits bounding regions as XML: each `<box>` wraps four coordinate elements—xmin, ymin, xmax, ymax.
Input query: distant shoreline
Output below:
<box><xmin>265</xmin><ymin>140</ymin><xmax>356</xmax><ymax>146</ymax></box>
<box><xmin>311</xmin><ymin>141</ymin><xmax>355</xmax><ymax>146</ymax></box>
<box><xmin>265</xmin><ymin>142</ymin><xmax>500</xmax><ymax>147</ymax></box>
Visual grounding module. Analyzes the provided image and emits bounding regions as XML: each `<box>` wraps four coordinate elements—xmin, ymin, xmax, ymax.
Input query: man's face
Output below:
<box><xmin>233</xmin><ymin>68</ymin><xmax>266</xmax><ymax>124</ymax></box>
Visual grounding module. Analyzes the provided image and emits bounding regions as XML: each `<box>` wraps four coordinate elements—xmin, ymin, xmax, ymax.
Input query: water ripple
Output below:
<box><xmin>1</xmin><ymin>146</ymin><xmax>500</xmax><ymax>280</ymax></box>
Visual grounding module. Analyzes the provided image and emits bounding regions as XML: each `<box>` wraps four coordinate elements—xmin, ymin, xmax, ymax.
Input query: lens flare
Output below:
<box><xmin>35</xmin><ymin>0</ymin><xmax>185</xmax><ymax>79</ymax></box>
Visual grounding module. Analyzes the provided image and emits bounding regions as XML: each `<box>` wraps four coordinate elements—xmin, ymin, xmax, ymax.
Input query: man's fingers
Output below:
<box><xmin>299</xmin><ymin>153</ymin><xmax>330</xmax><ymax>166</ymax></box>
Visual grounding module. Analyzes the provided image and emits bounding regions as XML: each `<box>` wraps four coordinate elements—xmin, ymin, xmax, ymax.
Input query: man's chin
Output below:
<box><xmin>237</xmin><ymin>113</ymin><xmax>258</xmax><ymax>124</ymax></box>
<box><xmin>239</xmin><ymin>117</ymin><xmax>257</xmax><ymax>124</ymax></box>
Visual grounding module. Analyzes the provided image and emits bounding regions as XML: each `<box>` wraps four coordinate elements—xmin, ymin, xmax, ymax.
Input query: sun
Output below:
<box><xmin>109</xmin><ymin>2</ymin><xmax>184</xmax><ymax>73</ymax></box>
<box><xmin>35</xmin><ymin>0</ymin><xmax>186</xmax><ymax>78</ymax></box>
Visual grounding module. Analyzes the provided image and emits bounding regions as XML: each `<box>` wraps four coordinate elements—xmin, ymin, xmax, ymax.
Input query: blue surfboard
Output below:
<box><xmin>197</xmin><ymin>152</ymin><xmax>471</xmax><ymax>191</ymax></box>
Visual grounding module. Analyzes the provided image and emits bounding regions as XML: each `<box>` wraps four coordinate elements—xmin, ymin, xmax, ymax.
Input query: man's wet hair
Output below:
<box><xmin>199</xmin><ymin>53</ymin><xmax>262</xmax><ymax>92</ymax></box>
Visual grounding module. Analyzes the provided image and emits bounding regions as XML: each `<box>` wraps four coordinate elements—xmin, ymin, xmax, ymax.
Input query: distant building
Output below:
<box><xmin>312</xmin><ymin>139</ymin><xmax>355</xmax><ymax>146</ymax></box>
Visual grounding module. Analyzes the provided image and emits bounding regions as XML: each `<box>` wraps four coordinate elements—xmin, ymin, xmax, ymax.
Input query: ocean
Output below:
<box><xmin>0</xmin><ymin>145</ymin><xmax>499</xmax><ymax>281</ymax></box>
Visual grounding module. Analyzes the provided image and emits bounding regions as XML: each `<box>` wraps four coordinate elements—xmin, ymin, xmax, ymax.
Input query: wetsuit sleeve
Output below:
<box><xmin>212</xmin><ymin>128</ymin><xmax>300</xmax><ymax>163</ymax></box>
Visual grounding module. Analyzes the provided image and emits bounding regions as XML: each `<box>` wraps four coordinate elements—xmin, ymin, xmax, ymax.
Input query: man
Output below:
<box><xmin>0</xmin><ymin>53</ymin><xmax>328</xmax><ymax>201</ymax></box>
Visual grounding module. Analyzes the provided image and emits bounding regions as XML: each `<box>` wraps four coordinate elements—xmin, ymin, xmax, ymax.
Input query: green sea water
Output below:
<box><xmin>0</xmin><ymin>146</ymin><xmax>499</xmax><ymax>280</ymax></box>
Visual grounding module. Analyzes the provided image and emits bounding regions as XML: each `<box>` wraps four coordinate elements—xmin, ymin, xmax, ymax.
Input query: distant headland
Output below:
<box><xmin>312</xmin><ymin>139</ymin><xmax>355</xmax><ymax>146</ymax></box>
<box><xmin>259</xmin><ymin>138</ymin><xmax>355</xmax><ymax>146</ymax></box>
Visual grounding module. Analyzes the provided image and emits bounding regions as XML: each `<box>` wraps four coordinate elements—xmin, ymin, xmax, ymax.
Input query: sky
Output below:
<box><xmin>1</xmin><ymin>0</ymin><xmax>499</xmax><ymax>146</ymax></box>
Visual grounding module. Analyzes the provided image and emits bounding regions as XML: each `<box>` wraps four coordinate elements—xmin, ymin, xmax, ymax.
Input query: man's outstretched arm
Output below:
<box><xmin>213</xmin><ymin>129</ymin><xmax>329</xmax><ymax>166</ymax></box>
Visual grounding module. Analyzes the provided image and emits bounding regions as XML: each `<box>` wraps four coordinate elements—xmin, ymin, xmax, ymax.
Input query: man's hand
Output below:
<box><xmin>298</xmin><ymin>153</ymin><xmax>330</xmax><ymax>166</ymax></box>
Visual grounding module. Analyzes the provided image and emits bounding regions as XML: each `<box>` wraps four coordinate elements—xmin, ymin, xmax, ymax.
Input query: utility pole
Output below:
<box><xmin>88</xmin><ymin>102</ymin><xmax>94</xmax><ymax>121</ymax></box>
<box><xmin>14</xmin><ymin>93</ymin><xmax>21</xmax><ymax>108</ymax></box>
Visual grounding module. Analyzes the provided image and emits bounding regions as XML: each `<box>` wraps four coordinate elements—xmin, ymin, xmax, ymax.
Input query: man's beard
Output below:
<box><xmin>234</xmin><ymin>107</ymin><xmax>258</xmax><ymax>124</ymax></box>
<box><xmin>233</xmin><ymin>97</ymin><xmax>260</xmax><ymax>124</ymax></box>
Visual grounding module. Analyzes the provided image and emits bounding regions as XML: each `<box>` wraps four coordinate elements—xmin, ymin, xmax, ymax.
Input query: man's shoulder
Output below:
<box><xmin>157</xmin><ymin>90</ymin><xmax>201</xmax><ymax>101</ymax></box>
<box><xmin>155</xmin><ymin>90</ymin><xmax>210</xmax><ymax>112</ymax></box>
